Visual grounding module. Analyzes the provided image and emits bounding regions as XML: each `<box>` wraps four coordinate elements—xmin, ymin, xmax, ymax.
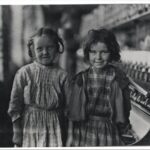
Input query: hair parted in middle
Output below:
<box><xmin>83</xmin><ymin>28</ymin><xmax>121</xmax><ymax>63</ymax></box>
<box><xmin>27</xmin><ymin>27</ymin><xmax>64</xmax><ymax>57</ymax></box>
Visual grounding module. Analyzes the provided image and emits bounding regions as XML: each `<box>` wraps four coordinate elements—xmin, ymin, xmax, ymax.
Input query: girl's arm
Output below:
<box><xmin>121</xmin><ymin>85</ymin><xmax>131</xmax><ymax>125</ymax></box>
<box><xmin>61</xmin><ymin>73</ymin><xmax>72</xmax><ymax>116</ymax></box>
<box><xmin>8</xmin><ymin>70</ymin><xmax>25</xmax><ymax>121</ymax></box>
<box><xmin>8</xmin><ymin>69</ymin><xmax>25</xmax><ymax>146</ymax></box>
<box><xmin>66</xmin><ymin>120</ymin><xmax>73</xmax><ymax>146</ymax></box>
<box><xmin>113</xmin><ymin>81</ymin><xmax>126</xmax><ymax>125</ymax></box>
<box><xmin>61</xmin><ymin>73</ymin><xmax>73</xmax><ymax>146</ymax></box>
<box><xmin>12</xmin><ymin>118</ymin><xmax>23</xmax><ymax>146</ymax></box>
<box><xmin>114</xmin><ymin>66</ymin><xmax>131</xmax><ymax>127</ymax></box>
<box><xmin>113</xmin><ymin>81</ymin><xmax>131</xmax><ymax>135</ymax></box>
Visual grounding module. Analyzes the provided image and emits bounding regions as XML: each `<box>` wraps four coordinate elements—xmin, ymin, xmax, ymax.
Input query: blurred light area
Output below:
<box><xmin>10</xmin><ymin>6</ymin><xmax>45</xmax><ymax>67</ymax></box>
<box><xmin>76</xmin><ymin>48</ymin><xmax>89</xmax><ymax>73</ymax></box>
<box><xmin>77</xmin><ymin>48</ymin><xmax>84</xmax><ymax>58</ymax></box>
<box><xmin>130</xmin><ymin>102</ymin><xmax>150</xmax><ymax>139</ymax></box>
<box><xmin>0</xmin><ymin>58</ymin><xmax>4</xmax><ymax>81</ymax></box>
<box><xmin>22</xmin><ymin>6</ymin><xmax>45</xmax><ymax>64</ymax></box>
<box><xmin>140</xmin><ymin>35</ymin><xmax>150</xmax><ymax>50</ymax></box>
<box><xmin>80</xmin><ymin>5</ymin><xmax>105</xmax><ymax>39</ymax></box>
<box><xmin>10</xmin><ymin>6</ymin><xmax>23</xmax><ymax>67</ymax></box>
<box><xmin>121</xmin><ymin>50</ymin><xmax>150</xmax><ymax>66</ymax></box>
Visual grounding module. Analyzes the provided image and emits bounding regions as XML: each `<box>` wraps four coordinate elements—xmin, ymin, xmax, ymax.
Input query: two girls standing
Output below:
<box><xmin>8</xmin><ymin>27</ymin><xmax>131</xmax><ymax>147</ymax></box>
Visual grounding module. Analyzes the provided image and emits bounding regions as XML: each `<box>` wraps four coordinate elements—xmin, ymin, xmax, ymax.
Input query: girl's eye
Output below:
<box><xmin>37</xmin><ymin>47</ymin><xmax>43</xmax><ymax>51</ymax></box>
<box><xmin>47</xmin><ymin>46</ymin><xmax>56</xmax><ymax>50</ymax></box>
<box><xmin>90</xmin><ymin>50</ymin><xmax>110</xmax><ymax>54</ymax></box>
<box><xmin>89</xmin><ymin>50</ymin><xmax>96</xmax><ymax>54</ymax></box>
<box><xmin>102</xmin><ymin>51</ymin><xmax>110</xmax><ymax>54</ymax></box>
<box><xmin>47</xmin><ymin>47</ymin><xmax>51</xmax><ymax>50</ymax></box>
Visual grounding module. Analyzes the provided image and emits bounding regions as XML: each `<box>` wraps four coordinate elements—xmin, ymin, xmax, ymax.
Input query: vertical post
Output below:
<box><xmin>0</xmin><ymin>6</ymin><xmax>4</xmax><ymax>81</ymax></box>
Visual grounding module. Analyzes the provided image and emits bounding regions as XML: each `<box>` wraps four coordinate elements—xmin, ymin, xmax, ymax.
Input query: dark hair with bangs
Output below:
<box><xmin>83</xmin><ymin>28</ymin><xmax>120</xmax><ymax>63</ymax></box>
<box><xmin>27</xmin><ymin>27</ymin><xmax>64</xmax><ymax>57</ymax></box>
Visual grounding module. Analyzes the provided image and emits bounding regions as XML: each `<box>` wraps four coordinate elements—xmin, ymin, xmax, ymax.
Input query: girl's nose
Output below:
<box><xmin>96</xmin><ymin>52</ymin><xmax>102</xmax><ymax>59</ymax></box>
<box><xmin>43</xmin><ymin>48</ymin><xmax>48</xmax><ymax>54</ymax></box>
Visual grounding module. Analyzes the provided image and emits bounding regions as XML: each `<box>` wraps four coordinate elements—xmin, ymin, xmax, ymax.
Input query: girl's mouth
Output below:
<box><xmin>42</xmin><ymin>56</ymin><xmax>50</xmax><ymax>59</ymax></box>
<box><xmin>95</xmin><ymin>61</ymin><xmax>103</xmax><ymax>64</ymax></box>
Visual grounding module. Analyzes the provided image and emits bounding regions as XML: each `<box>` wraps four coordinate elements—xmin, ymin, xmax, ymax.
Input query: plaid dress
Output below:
<box><xmin>70</xmin><ymin>65</ymin><xmax>124</xmax><ymax>146</ymax></box>
<box><xmin>8</xmin><ymin>62</ymin><xmax>69</xmax><ymax>147</ymax></box>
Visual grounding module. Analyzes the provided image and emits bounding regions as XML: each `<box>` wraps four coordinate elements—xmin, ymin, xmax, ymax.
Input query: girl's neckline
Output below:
<box><xmin>90</xmin><ymin>64</ymin><xmax>112</xmax><ymax>74</ymax></box>
<box><xmin>91</xmin><ymin>65</ymin><xmax>106</xmax><ymax>72</ymax></box>
<box><xmin>33</xmin><ymin>61</ymin><xmax>57</xmax><ymax>69</ymax></box>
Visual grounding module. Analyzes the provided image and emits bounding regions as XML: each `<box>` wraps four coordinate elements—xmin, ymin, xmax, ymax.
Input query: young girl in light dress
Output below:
<box><xmin>67</xmin><ymin>28</ymin><xmax>131</xmax><ymax>146</ymax></box>
<box><xmin>8</xmin><ymin>27</ymin><xmax>70</xmax><ymax>147</ymax></box>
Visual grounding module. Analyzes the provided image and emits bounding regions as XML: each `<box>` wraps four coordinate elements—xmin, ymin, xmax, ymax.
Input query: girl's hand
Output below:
<box><xmin>66</xmin><ymin>136</ymin><xmax>73</xmax><ymax>147</ymax></box>
<box><xmin>66</xmin><ymin>121</ymin><xmax>73</xmax><ymax>147</ymax></box>
<box><xmin>13</xmin><ymin>130</ymin><xmax>23</xmax><ymax>146</ymax></box>
<box><xmin>14</xmin><ymin>144</ymin><xmax>21</xmax><ymax>147</ymax></box>
<box><xmin>12</xmin><ymin>118</ymin><xmax>23</xmax><ymax>146</ymax></box>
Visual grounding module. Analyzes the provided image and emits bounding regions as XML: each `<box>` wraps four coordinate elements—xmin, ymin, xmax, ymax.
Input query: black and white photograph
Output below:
<box><xmin>0</xmin><ymin>2</ymin><xmax>149</xmax><ymax>148</ymax></box>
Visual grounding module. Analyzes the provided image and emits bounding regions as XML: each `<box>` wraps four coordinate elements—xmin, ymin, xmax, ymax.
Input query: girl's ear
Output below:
<box><xmin>58</xmin><ymin>42</ymin><xmax>64</xmax><ymax>53</ymax></box>
<box><xmin>27</xmin><ymin>39</ymin><xmax>34</xmax><ymax>57</ymax></box>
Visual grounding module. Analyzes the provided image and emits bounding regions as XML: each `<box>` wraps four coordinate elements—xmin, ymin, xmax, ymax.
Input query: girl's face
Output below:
<box><xmin>33</xmin><ymin>35</ymin><xmax>58</xmax><ymax>66</ymax></box>
<box><xmin>89</xmin><ymin>42</ymin><xmax>110</xmax><ymax>69</ymax></box>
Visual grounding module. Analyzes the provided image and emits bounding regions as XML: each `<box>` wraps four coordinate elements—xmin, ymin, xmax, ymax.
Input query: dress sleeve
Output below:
<box><xmin>62</xmin><ymin>73</ymin><xmax>72</xmax><ymax>107</ymax></box>
<box><xmin>111</xmin><ymin>80</ymin><xmax>126</xmax><ymax>124</ymax></box>
<box><xmin>8</xmin><ymin>69</ymin><xmax>26</xmax><ymax>122</ymax></box>
<box><xmin>121</xmin><ymin>85</ymin><xmax>131</xmax><ymax>123</ymax></box>
<box><xmin>115</xmin><ymin>67</ymin><xmax>131</xmax><ymax>123</ymax></box>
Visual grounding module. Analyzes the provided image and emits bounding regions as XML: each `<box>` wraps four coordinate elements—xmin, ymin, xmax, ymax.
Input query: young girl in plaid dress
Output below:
<box><xmin>8</xmin><ymin>27</ymin><xmax>70</xmax><ymax>147</ymax></box>
<box><xmin>67</xmin><ymin>28</ymin><xmax>131</xmax><ymax>146</ymax></box>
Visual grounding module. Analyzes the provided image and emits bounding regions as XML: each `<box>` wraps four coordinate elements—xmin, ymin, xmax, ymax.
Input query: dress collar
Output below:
<box><xmin>33</xmin><ymin>61</ymin><xmax>57</xmax><ymax>69</ymax></box>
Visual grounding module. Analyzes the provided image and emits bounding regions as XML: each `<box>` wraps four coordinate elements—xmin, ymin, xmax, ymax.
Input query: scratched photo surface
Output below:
<box><xmin>0</xmin><ymin>4</ymin><xmax>149</xmax><ymax>149</ymax></box>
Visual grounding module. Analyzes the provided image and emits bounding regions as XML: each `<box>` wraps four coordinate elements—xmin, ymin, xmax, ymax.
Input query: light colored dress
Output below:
<box><xmin>8</xmin><ymin>62</ymin><xmax>69</xmax><ymax>147</ymax></box>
